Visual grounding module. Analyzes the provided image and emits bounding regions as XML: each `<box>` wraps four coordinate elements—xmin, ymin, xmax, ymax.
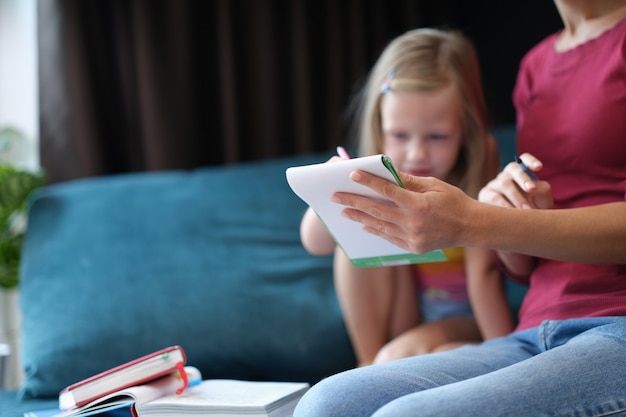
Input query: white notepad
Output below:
<box><xmin>286</xmin><ymin>154</ymin><xmax>447</xmax><ymax>267</ymax></box>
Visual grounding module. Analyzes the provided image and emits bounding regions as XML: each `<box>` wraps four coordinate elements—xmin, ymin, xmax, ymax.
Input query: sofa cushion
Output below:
<box><xmin>18</xmin><ymin>153</ymin><xmax>355</xmax><ymax>400</ymax></box>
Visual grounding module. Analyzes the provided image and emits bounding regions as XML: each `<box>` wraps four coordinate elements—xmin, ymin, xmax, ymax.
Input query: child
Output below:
<box><xmin>299</xmin><ymin>28</ymin><xmax>513</xmax><ymax>367</ymax></box>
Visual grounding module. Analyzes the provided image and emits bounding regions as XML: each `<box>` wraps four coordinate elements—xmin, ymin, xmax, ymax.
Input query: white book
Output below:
<box><xmin>286</xmin><ymin>154</ymin><xmax>446</xmax><ymax>267</ymax></box>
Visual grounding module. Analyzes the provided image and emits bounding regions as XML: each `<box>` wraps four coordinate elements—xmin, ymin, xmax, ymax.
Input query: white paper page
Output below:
<box><xmin>286</xmin><ymin>154</ymin><xmax>446</xmax><ymax>267</ymax></box>
<box><xmin>138</xmin><ymin>380</ymin><xmax>309</xmax><ymax>415</ymax></box>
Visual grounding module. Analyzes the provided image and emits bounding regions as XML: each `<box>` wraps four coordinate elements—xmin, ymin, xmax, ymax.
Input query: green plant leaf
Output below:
<box><xmin>0</xmin><ymin>164</ymin><xmax>45</xmax><ymax>288</ymax></box>
<box><xmin>0</xmin><ymin>164</ymin><xmax>45</xmax><ymax>226</ymax></box>
<box><xmin>0</xmin><ymin>232</ymin><xmax>22</xmax><ymax>288</ymax></box>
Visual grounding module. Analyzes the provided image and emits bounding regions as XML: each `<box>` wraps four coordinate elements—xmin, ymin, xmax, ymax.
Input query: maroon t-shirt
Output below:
<box><xmin>511</xmin><ymin>17</ymin><xmax>626</xmax><ymax>330</ymax></box>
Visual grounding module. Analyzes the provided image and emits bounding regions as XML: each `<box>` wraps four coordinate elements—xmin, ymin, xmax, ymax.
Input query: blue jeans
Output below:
<box><xmin>294</xmin><ymin>317</ymin><xmax>626</xmax><ymax>417</ymax></box>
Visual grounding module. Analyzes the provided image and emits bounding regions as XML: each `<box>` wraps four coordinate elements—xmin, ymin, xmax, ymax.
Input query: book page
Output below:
<box><xmin>286</xmin><ymin>154</ymin><xmax>446</xmax><ymax>267</ymax></box>
<box><xmin>138</xmin><ymin>380</ymin><xmax>309</xmax><ymax>416</ymax></box>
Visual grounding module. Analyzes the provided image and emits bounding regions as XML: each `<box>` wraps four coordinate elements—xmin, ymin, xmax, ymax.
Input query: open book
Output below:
<box><xmin>25</xmin><ymin>375</ymin><xmax>309</xmax><ymax>417</ymax></box>
<box><xmin>286</xmin><ymin>154</ymin><xmax>447</xmax><ymax>267</ymax></box>
<box><xmin>25</xmin><ymin>366</ymin><xmax>202</xmax><ymax>417</ymax></box>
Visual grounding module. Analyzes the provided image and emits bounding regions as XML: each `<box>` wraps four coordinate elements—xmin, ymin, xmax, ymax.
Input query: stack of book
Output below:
<box><xmin>25</xmin><ymin>345</ymin><xmax>309</xmax><ymax>417</ymax></box>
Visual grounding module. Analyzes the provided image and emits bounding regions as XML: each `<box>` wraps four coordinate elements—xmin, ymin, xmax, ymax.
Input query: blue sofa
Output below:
<box><xmin>0</xmin><ymin>126</ymin><xmax>525</xmax><ymax>417</ymax></box>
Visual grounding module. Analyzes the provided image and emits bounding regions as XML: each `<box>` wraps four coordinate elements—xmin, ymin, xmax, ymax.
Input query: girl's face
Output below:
<box><xmin>380</xmin><ymin>85</ymin><xmax>463</xmax><ymax>180</ymax></box>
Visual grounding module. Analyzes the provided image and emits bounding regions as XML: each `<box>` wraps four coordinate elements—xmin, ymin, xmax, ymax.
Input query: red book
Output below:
<box><xmin>59</xmin><ymin>345</ymin><xmax>187</xmax><ymax>410</ymax></box>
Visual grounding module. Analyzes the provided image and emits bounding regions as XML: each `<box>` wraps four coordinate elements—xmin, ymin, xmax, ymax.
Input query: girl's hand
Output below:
<box><xmin>478</xmin><ymin>153</ymin><xmax>553</xmax><ymax>210</ymax></box>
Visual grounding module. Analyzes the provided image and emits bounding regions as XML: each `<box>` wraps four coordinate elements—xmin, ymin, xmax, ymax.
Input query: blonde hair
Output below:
<box><xmin>351</xmin><ymin>28</ymin><xmax>490</xmax><ymax>197</ymax></box>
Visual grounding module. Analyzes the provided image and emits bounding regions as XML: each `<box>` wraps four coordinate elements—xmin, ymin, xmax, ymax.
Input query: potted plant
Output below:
<box><xmin>0</xmin><ymin>163</ymin><xmax>45</xmax><ymax>288</ymax></box>
<box><xmin>0</xmin><ymin>126</ymin><xmax>44</xmax><ymax>388</ymax></box>
<box><xmin>0</xmin><ymin>127</ymin><xmax>45</xmax><ymax>289</ymax></box>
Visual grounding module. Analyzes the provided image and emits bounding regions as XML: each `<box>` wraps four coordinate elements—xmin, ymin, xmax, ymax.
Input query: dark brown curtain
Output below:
<box><xmin>38</xmin><ymin>0</ymin><xmax>561</xmax><ymax>183</ymax></box>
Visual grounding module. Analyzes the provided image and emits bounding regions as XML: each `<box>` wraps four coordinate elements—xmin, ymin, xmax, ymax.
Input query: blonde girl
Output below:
<box><xmin>300</xmin><ymin>28</ymin><xmax>513</xmax><ymax>366</ymax></box>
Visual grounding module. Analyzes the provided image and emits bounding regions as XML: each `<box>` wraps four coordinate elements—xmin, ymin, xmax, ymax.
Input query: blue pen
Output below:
<box><xmin>515</xmin><ymin>155</ymin><xmax>538</xmax><ymax>180</ymax></box>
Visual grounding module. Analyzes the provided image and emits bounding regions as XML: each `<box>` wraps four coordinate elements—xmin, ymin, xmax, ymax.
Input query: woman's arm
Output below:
<box><xmin>332</xmin><ymin>171</ymin><xmax>626</xmax><ymax>264</ymax></box>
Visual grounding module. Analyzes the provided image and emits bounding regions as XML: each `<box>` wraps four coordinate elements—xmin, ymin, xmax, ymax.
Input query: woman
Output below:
<box><xmin>294</xmin><ymin>1</ymin><xmax>626</xmax><ymax>415</ymax></box>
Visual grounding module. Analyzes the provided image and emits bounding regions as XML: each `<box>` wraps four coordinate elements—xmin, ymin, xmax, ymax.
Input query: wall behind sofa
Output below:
<box><xmin>38</xmin><ymin>0</ymin><xmax>562</xmax><ymax>183</ymax></box>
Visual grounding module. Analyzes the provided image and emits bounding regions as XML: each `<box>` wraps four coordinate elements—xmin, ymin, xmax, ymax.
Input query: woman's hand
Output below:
<box><xmin>332</xmin><ymin>171</ymin><xmax>479</xmax><ymax>254</ymax></box>
<box><xmin>477</xmin><ymin>153</ymin><xmax>552</xmax><ymax>277</ymax></box>
<box><xmin>478</xmin><ymin>153</ymin><xmax>553</xmax><ymax>210</ymax></box>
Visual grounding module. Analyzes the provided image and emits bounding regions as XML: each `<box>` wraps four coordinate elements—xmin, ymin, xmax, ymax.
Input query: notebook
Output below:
<box><xmin>286</xmin><ymin>154</ymin><xmax>447</xmax><ymax>267</ymax></box>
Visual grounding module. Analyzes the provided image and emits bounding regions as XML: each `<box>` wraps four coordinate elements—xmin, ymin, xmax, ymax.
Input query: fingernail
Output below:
<box><xmin>331</xmin><ymin>195</ymin><xmax>343</xmax><ymax>204</ymax></box>
<box><xmin>524</xmin><ymin>181</ymin><xmax>534</xmax><ymax>190</ymax></box>
<box><xmin>350</xmin><ymin>171</ymin><xmax>362</xmax><ymax>182</ymax></box>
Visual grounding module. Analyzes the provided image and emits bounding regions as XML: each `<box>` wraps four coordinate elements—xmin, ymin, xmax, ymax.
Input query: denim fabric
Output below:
<box><xmin>294</xmin><ymin>317</ymin><xmax>626</xmax><ymax>417</ymax></box>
